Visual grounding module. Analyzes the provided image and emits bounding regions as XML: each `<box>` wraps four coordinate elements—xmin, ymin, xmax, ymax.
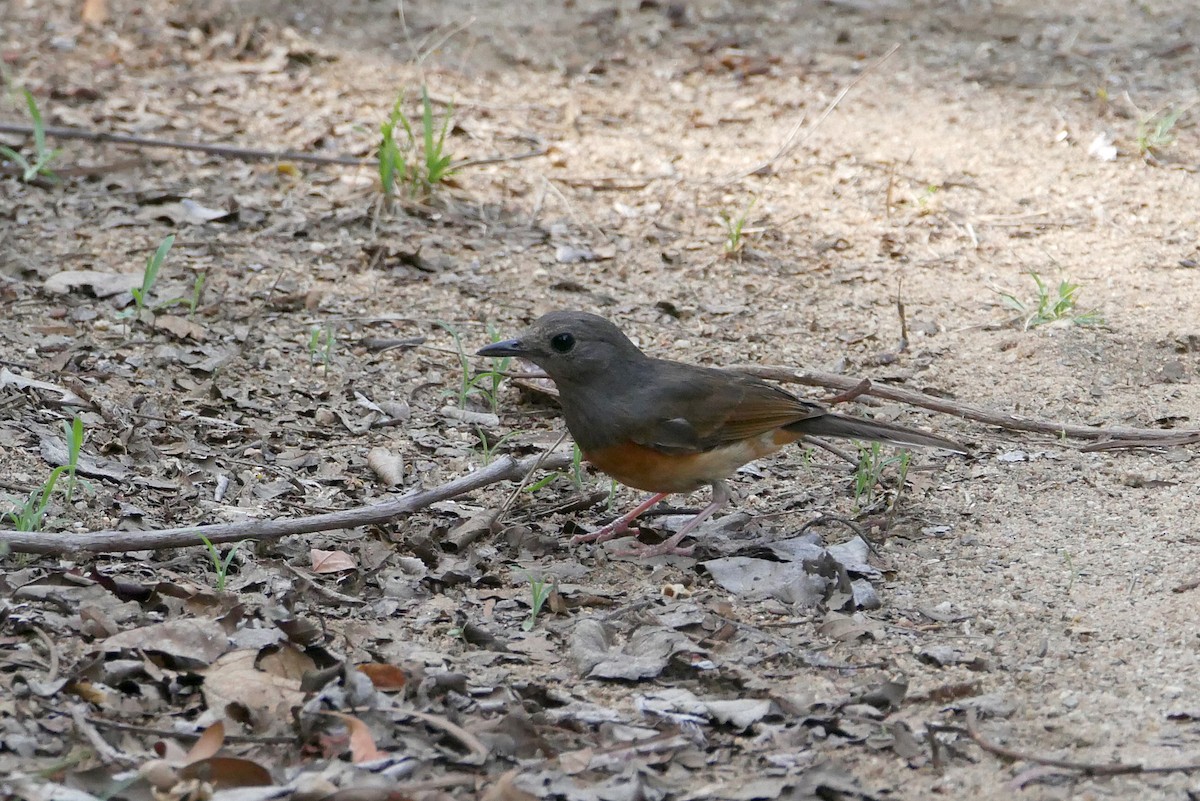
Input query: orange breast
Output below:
<box><xmin>585</xmin><ymin>428</ymin><xmax>803</xmax><ymax>494</ymax></box>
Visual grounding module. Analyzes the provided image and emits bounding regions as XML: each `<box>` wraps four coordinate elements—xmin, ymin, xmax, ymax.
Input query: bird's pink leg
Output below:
<box><xmin>571</xmin><ymin>492</ymin><xmax>669</xmax><ymax>545</ymax></box>
<box><xmin>616</xmin><ymin>481</ymin><xmax>731</xmax><ymax>558</ymax></box>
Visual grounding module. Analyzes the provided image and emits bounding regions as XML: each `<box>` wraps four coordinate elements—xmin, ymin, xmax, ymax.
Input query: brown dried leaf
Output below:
<box><xmin>98</xmin><ymin>617</ymin><xmax>229</xmax><ymax>666</ymax></box>
<box><xmin>310</xmin><ymin>549</ymin><xmax>357</xmax><ymax>574</ymax></box>
<box><xmin>355</xmin><ymin>663</ymin><xmax>408</xmax><ymax>691</ymax></box>
<box><xmin>201</xmin><ymin>649</ymin><xmax>306</xmax><ymax>726</ymax></box>
<box><xmin>366</xmin><ymin>446</ymin><xmax>404</xmax><ymax>487</ymax></box>
<box><xmin>326</xmin><ymin>712</ymin><xmax>386</xmax><ymax>764</ymax></box>
<box><xmin>178</xmin><ymin>756</ymin><xmax>274</xmax><ymax>788</ymax></box>
<box><xmin>818</xmin><ymin>611</ymin><xmax>884</xmax><ymax>642</ymax></box>
<box><xmin>184</xmin><ymin>721</ymin><xmax>226</xmax><ymax>764</ymax></box>
<box><xmin>42</xmin><ymin>270</ymin><xmax>141</xmax><ymax>297</ymax></box>
<box><xmin>257</xmin><ymin>642</ymin><xmax>317</xmax><ymax>681</ymax></box>
<box><xmin>155</xmin><ymin>315</ymin><xmax>207</xmax><ymax>341</ymax></box>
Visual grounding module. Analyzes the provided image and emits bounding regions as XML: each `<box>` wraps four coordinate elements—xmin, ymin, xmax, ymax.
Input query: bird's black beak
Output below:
<box><xmin>477</xmin><ymin>338</ymin><xmax>526</xmax><ymax>358</ymax></box>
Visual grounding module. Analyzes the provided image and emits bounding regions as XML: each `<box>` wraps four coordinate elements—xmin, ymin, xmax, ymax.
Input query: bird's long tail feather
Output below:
<box><xmin>789</xmin><ymin>413</ymin><xmax>968</xmax><ymax>454</ymax></box>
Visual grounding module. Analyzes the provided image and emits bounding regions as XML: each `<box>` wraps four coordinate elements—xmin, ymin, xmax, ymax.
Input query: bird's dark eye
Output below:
<box><xmin>550</xmin><ymin>332</ymin><xmax>575</xmax><ymax>353</ymax></box>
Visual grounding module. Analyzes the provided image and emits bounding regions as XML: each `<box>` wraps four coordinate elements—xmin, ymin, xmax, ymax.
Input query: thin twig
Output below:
<box><xmin>452</xmin><ymin>144</ymin><xmax>548</xmax><ymax>170</ymax></box>
<box><xmin>70</xmin><ymin>705</ymin><xmax>137</xmax><ymax>766</ymax></box>
<box><xmin>496</xmin><ymin>430</ymin><xmax>572</xmax><ymax>517</ymax></box>
<box><xmin>517</xmin><ymin>362</ymin><xmax>1194</xmax><ymax>449</ymax></box>
<box><xmin>0</xmin><ymin>451</ymin><xmax>572</xmax><ymax>555</ymax></box>
<box><xmin>514</xmin><ymin>360</ymin><xmax>1196</xmax><ymax>450</ymax></box>
<box><xmin>396</xmin><ymin>709</ymin><xmax>490</xmax><ymax>765</ymax></box>
<box><xmin>30</xmin><ymin>626</ymin><xmax>59</xmax><ymax>684</ymax></box>
<box><xmin>0</xmin><ymin>122</ymin><xmax>368</xmax><ymax>166</ymax></box>
<box><xmin>87</xmin><ymin>717</ymin><xmax>296</xmax><ymax>744</ymax></box>
<box><xmin>822</xmin><ymin>379</ymin><xmax>873</xmax><ymax>406</ymax></box>
<box><xmin>732</xmin><ymin>365</ymin><xmax>1200</xmax><ymax>448</ymax></box>
<box><xmin>0</xmin><ymin>123</ymin><xmax>546</xmax><ymax>170</ymax></box>
<box><xmin>961</xmin><ymin>708</ymin><xmax>1200</xmax><ymax>776</ymax></box>
<box><xmin>802</xmin><ymin>436</ymin><xmax>859</xmax><ymax>466</ymax></box>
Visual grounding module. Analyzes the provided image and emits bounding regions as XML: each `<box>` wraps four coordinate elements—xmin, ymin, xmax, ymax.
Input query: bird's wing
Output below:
<box><xmin>627</xmin><ymin>362</ymin><xmax>826</xmax><ymax>453</ymax></box>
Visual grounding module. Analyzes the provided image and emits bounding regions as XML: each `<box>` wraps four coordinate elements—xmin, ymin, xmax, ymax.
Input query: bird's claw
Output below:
<box><xmin>571</xmin><ymin>520</ymin><xmax>628</xmax><ymax>545</ymax></box>
<box><xmin>613</xmin><ymin>532</ymin><xmax>694</xmax><ymax>558</ymax></box>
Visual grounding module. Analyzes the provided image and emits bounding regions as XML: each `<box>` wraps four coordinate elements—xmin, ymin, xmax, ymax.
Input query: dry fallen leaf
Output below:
<box><xmin>98</xmin><ymin>617</ymin><xmax>229</xmax><ymax>666</ymax></box>
<box><xmin>201</xmin><ymin>649</ymin><xmax>306</xmax><ymax>727</ymax></box>
<box><xmin>184</xmin><ymin>721</ymin><xmax>226</xmax><ymax>763</ymax></box>
<box><xmin>0</xmin><ymin>368</ymin><xmax>87</xmax><ymax>405</ymax></box>
<box><xmin>310</xmin><ymin>549</ymin><xmax>358</xmax><ymax>574</ymax></box>
<box><xmin>155</xmin><ymin>314</ymin><xmax>207</xmax><ymax>341</ymax></box>
<box><xmin>179</xmin><ymin>756</ymin><xmax>274</xmax><ymax>789</ymax></box>
<box><xmin>326</xmin><ymin>712</ymin><xmax>386</xmax><ymax>764</ymax></box>
<box><xmin>42</xmin><ymin>270</ymin><xmax>141</xmax><ymax>297</ymax></box>
<box><xmin>818</xmin><ymin>611</ymin><xmax>884</xmax><ymax>642</ymax></box>
<box><xmin>366</xmin><ymin>446</ymin><xmax>404</xmax><ymax>486</ymax></box>
<box><xmin>356</xmin><ymin>662</ymin><xmax>408</xmax><ymax>691</ymax></box>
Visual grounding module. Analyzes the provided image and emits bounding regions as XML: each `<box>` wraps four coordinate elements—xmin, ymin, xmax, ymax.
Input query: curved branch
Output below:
<box><xmin>0</xmin><ymin>452</ymin><xmax>570</xmax><ymax>556</ymax></box>
<box><xmin>733</xmin><ymin>365</ymin><xmax>1200</xmax><ymax>449</ymax></box>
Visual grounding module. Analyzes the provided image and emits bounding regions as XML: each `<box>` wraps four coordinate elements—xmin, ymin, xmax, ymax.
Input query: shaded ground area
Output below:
<box><xmin>2</xmin><ymin>0</ymin><xmax>1200</xmax><ymax>798</ymax></box>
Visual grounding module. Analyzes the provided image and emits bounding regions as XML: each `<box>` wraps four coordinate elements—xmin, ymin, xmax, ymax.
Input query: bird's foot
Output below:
<box><xmin>614</xmin><ymin>531</ymin><xmax>694</xmax><ymax>558</ymax></box>
<box><xmin>570</xmin><ymin>519</ymin><xmax>629</xmax><ymax>545</ymax></box>
<box><xmin>571</xmin><ymin>492</ymin><xmax>669</xmax><ymax>546</ymax></box>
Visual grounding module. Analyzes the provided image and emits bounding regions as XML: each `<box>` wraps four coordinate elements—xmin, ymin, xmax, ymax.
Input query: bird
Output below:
<box><xmin>477</xmin><ymin>310</ymin><xmax>967</xmax><ymax>557</ymax></box>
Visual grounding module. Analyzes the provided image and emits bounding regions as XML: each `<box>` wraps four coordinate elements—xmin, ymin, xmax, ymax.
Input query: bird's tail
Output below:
<box><xmin>788</xmin><ymin>413</ymin><xmax>968</xmax><ymax>454</ymax></box>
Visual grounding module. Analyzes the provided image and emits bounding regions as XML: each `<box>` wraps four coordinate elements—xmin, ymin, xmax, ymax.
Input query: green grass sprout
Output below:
<box><xmin>522</xmin><ymin>577</ymin><xmax>554</xmax><ymax>631</ymax></box>
<box><xmin>118</xmin><ymin>234</ymin><xmax>176</xmax><ymax>323</ymax></box>
<box><xmin>6</xmin><ymin>416</ymin><xmax>85</xmax><ymax>532</ymax></box>
<box><xmin>995</xmin><ymin>271</ymin><xmax>1103</xmax><ymax>330</ymax></box>
<box><xmin>853</xmin><ymin>442</ymin><xmax>911</xmax><ymax>512</ymax></box>
<box><xmin>199</xmin><ymin>536</ymin><xmax>244</xmax><ymax>591</ymax></box>
<box><xmin>720</xmin><ymin>197</ymin><xmax>757</xmax><ymax>259</ymax></box>
<box><xmin>378</xmin><ymin>86</ymin><xmax>456</xmax><ymax>201</ymax></box>
<box><xmin>308</xmin><ymin>324</ymin><xmax>336</xmax><ymax>374</ymax></box>
<box><xmin>1136</xmin><ymin>108</ymin><xmax>1181</xmax><ymax>160</ymax></box>
<box><xmin>0</xmin><ymin>89</ymin><xmax>61</xmax><ymax>183</ymax></box>
<box><xmin>438</xmin><ymin>321</ymin><xmax>507</xmax><ymax>411</ymax></box>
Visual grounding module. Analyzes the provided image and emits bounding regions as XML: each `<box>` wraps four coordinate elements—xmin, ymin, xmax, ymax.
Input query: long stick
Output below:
<box><xmin>0</xmin><ymin>452</ymin><xmax>570</xmax><ymax>555</ymax></box>
<box><xmin>0</xmin><ymin>123</ymin><xmax>546</xmax><ymax>169</ymax></box>
<box><xmin>734</xmin><ymin>365</ymin><xmax>1200</xmax><ymax>447</ymax></box>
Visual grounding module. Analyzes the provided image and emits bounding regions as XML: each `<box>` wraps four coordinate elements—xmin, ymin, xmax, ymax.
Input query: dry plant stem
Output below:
<box><xmin>0</xmin><ymin>122</ymin><xmax>546</xmax><ymax>169</ymax></box>
<box><xmin>958</xmin><ymin>708</ymin><xmax>1200</xmax><ymax>776</ymax></box>
<box><xmin>87</xmin><ymin>717</ymin><xmax>296</xmax><ymax>745</ymax></box>
<box><xmin>802</xmin><ymin>436</ymin><xmax>859</xmax><ymax>466</ymax></box>
<box><xmin>396</xmin><ymin>708</ymin><xmax>490</xmax><ymax>764</ymax></box>
<box><xmin>734</xmin><ymin>366</ymin><xmax>1200</xmax><ymax>448</ymax></box>
<box><xmin>0</xmin><ymin>158</ymin><xmax>141</xmax><ymax>178</ymax></box>
<box><xmin>0</xmin><ymin>452</ymin><xmax>571</xmax><ymax>555</ymax></box>
<box><xmin>822</xmin><ymin>378</ymin><xmax>873</xmax><ymax>405</ymax></box>
<box><xmin>445</xmin><ymin>432</ymin><xmax>572</xmax><ymax>551</ymax></box>
<box><xmin>70</xmin><ymin>705</ymin><xmax>137</xmax><ymax>766</ymax></box>
<box><xmin>496</xmin><ymin>429</ymin><xmax>572</xmax><ymax>520</ymax></box>
<box><xmin>0</xmin><ymin>122</ymin><xmax>368</xmax><ymax>166</ymax></box>
<box><xmin>31</xmin><ymin>626</ymin><xmax>59</xmax><ymax>683</ymax></box>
